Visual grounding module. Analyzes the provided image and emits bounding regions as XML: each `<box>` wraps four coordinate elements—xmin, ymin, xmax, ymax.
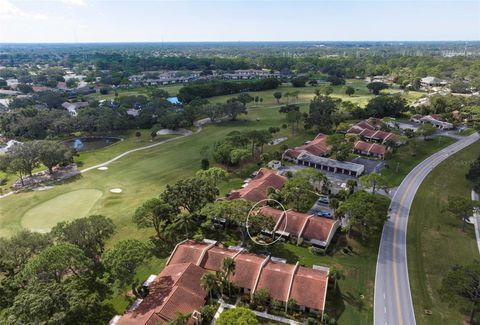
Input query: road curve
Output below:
<box><xmin>374</xmin><ymin>132</ymin><xmax>480</xmax><ymax>325</ymax></box>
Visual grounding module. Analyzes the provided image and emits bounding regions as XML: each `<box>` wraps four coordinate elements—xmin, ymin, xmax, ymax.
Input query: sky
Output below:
<box><xmin>0</xmin><ymin>0</ymin><xmax>479</xmax><ymax>43</ymax></box>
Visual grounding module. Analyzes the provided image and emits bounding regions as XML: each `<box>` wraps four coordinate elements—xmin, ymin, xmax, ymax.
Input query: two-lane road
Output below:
<box><xmin>374</xmin><ymin>133</ymin><xmax>480</xmax><ymax>325</ymax></box>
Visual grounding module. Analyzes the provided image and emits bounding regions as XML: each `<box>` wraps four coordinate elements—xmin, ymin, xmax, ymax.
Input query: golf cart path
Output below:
<box><xmin>374</xmin><ymin>132</ymin><xmax>480</xmax><ymax>325</ymax></box>
<box><xmin>0</xmin><ymin>118</ymin><xmax>211</xmax><ymax>199</ymax></box>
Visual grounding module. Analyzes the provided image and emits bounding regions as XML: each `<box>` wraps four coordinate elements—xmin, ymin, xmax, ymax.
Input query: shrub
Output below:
<box><xmin>309</xmin><ymin>246</ymin><xmax>326</xmax><ymax>255</ymax></box>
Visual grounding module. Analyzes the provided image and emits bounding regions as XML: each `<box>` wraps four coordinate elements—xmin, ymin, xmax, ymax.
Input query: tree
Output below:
<box><xmin>280</xmin><ymin>176</ymin><xmax>319</xmax><ymax>212</ymax></box>
<box><xmin>440</xmin><ymin>264</ymin><xmax>480</xmax><ymax>324</ymax></box>
<box><xmin>346</xmin><ymin>179</ymin><xmax>357</xmax><ymax>195</ymax></box>
<box><xmin>330</xmin><ymin>267</ymin><xmax>345</xmax><ymax>291</ymax></box>
<box><xmin>0</xmin><ymin>230</ymin><xmax>51</xmax><ymax>278</ymax></box>
<box><xmin>19</xmin><ymin>243</ymin><xmax>93</xmax><ymax>284</ymax></box>
<box><xmin>200</xmin><ymin>272</ymin><xmax>220</xmax><ymax>301</ymax></box>
<box><xmin>416</xmin><ymin>123</ymin><xmax>437</xmax><ymax>140</ymax></box>
<box><xmin>304</xmin><ymin>95</ymin><xmax>337</xmax><ymax>133</ymax></box>
<box><xmin>196</xmin><ymin>167</ymin><xmax>229</xmax><ymax>186</ymax></box>
<box><xmin>345</xmin><ymin>86</ymin><xmax>355</xmax><ymax>96</ymax></box>
<box><xmin>337</xmin><ymin>191</ymin><xmax>390</xmax><ymax>240</ymax></box>
<box><xmin>223</xmin><ymin>101</ymin><xmax>247</xmax><ymax>121</ymax></box>
<box><xmin>160</xmin><ymin>177</ymin><xmax>219</xmax><ymax>214</ymax></box>
<box><xmin>467</xmin><ymin>155</ymin><xmax>480</xmax><ymax>192</ymax></box>
<box><xmin>237</xmin><ymin>93</ymin><xmax>254</xmax><ymax>106</ymax></box>
<box><xmin>221</xmin><ymin>257</ymin><xmax>236</xmax><ymax>297</ymax></box>
<box><xmin>51</xmin><ymin>215</ymin><xmax>115</xmax><ymax>265</ymax></box>
<box><xmin>318</xmin><ymin>84</ymin><xmax>333</xmax><ymax>96</ymax></box>
<box><xmin>203</xmin><ymin>103</ymin><xmax>224</xmax><ymax>122</ymax></box>
<box><xmin>286</xmin><ymin>110</ymin><xmax>302</xmax><ymax>136</ymax></box>
<box><xmin>252</xmin><ymin>288</ymin><xmax>271</xmax><ymax>306</ymax></box>
<box><xmin>102</xmin><ymin>239</ymin><xmax>152</xmax><ymax>287</ymax></box>
<box><xmin>286</xmin><ymin>298</ymin><xmax>296</xmax><ymax>314</ymax></box>
<box><xmin>6</xmin><ymin>141</ymin><xmax>42</xmax><ymax>177</ymax></box>
<box><xmin>0</xmin><ymin>280</ymin><xmax>114</xmax><ymax>325</ymax></box>
<box><xmin>200</xmin><ymin>200</ymin><xmax>274</xmax><ymax>246</ymax></box>
<box><xmin>38</xmin><ymin>140</ymin><xmax>72</xmax><ymax>174</ymax></box>
<box><xmin>291</xmin><ymin>76</ymin><xmax>308</xmax><ymax>87</ymax></box>
<box><xmin>133</xmin><ymin>198</ymin><xmax>178</xmax><ymax>240</ymax></box>
<box><xmin>443</xmin><ymin>196</ymin><xmax>478</xmax><ymax>232</ymax></box>
<box><xmin>358</xmin><ymin>173</ymin><xmax>387</xmax><ymax>195</ymax></box>
<box><xmin>365</xmin><ymin>94</ymin><xmax>406</xmax><ymax>118</ymax></box>
<box><xmin>216</xmin><ymin>307</ymin><xmax>259</xmax><ymax>325</ymax></box>
<box><xmin>273</xmin><ymin>91</ymin><xmax>282</xmax><ymax>104</ymax></box>
<box><xmin>367</xmin><ymin>82</ymin><xmax>389</xmax><ymax>95</ymax></box>
<box><xmin>135</xmin><ymin>131</ymin><xmax>141</xmax><ymax>142</ymax></box>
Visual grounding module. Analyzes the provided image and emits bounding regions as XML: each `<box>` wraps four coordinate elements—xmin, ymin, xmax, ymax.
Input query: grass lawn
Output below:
<box><xmin>381</xmin><ymin>136</ymin><xmax>457</xmax><ymax>187</ymax></box>
<box><xmin>407</xmin><ymin>140</ymin><xmax>480</xmax><ymax>325</ymax></box>
<box><xmin>84</xmin><ymin>84</ymin><xmax>183</xmax><ymax>101</ymax></box>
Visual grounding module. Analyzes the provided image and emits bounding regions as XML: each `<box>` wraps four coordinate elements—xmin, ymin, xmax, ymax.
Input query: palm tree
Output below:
<box><xmin>170</xmin><ymin>213</ymin><xmax>194</xmax><ymax>239</ymax></box>
<box><xmin>330</xmin><ymin>267</ymin><xmax>345</xmax><ymax>292</ymax></box>
<box><xmin>346</xmin><ymin>179</ymin><xmax>357</xmax><ymax>195</ymax></box>
<box><xmin>329</xmin><ymin>198</ymin><xmax>340</xmax><ymax>217</ymax></box>
<box><xmin>222</xmin><ymin>257</ymin><xmax>236</xmax><ymax>297</ymax></box>
<box><xmin>200</xmin><ymin>272</ymin><xmax>219</xmax><ymax>302</ymax></box>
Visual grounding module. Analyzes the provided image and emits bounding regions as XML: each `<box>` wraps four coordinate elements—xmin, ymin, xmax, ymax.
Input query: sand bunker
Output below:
<box><xmin>110</xmin><ymin>188</ymin><xmax>123</xmax><ymax>194</ymax></box>
<box><xmin>98</xmin><ymin>166</ymin><xmax>108</xmax><ymax>171</ymax></box>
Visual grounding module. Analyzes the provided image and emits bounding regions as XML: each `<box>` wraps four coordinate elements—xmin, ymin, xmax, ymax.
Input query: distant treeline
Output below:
<box><xmin>177</xmin><ymin>78</ymin><xmax>281</xmax><ymax>103</ymax></box>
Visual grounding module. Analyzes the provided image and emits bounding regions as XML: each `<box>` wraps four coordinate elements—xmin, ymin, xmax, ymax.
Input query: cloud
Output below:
<box><xmin>61</xmin><ymin>0</ymin><xmax>86</xmax><ymax>6</ymax></box>
<box><xmin>0</xmin><ymin>0</ymin><xmax>47</xmax><ymax>20</ymax></box>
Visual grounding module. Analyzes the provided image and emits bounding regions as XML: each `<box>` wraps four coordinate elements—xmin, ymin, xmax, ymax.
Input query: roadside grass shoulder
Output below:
<box><xmin>381</xmin><ymin>136</ymin><xmax>456</xmax><ymax>187</ymax></box>
<box><xmin>407</xmin><ymin>140</ymin><xmax>480</xmax><ymax>325</ymax></box>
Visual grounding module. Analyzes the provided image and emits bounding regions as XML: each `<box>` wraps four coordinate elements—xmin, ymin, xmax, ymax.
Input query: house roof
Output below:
<box><xmin>117</xmin><ymin>262</ymin><xmax>206</xmax><ymax>325</ymax></box>
<box><xmin>164</xmin><ymin>240</ymin><xmax>330</xmax><ymax>311</ymax></box>
<box><xmin>354</xmin><ymin>140</ymin><xmax>386</xmax><ymax>156</ymax></box>
<box><xmin>259</xmin><ymin>207</ymin><xmax>338</xmax><ymax>244</ymax></box>
<box><xmin>290</xmin><ymin>267</ymin><xmax>329</xmax><ymax>311</ymax></box>
<box><xmin>297</xmin><ymin>151</ymin><xmax>365</xmax><ymax>173</ymax></box>
<box><xmin>199</xmin><ymin>246</ymin><xmax>237</xmax><ymax>271</ymax></box>
<box><xmin>256</xmin><ymin>260</ymin><xmax>296</xmax><ymax>301</ymax></box>
<box><xmin>167</xmin><ymin>241</ymin><xmax>210</xmax><ymax>266</ymax></box>
<box><xmin>296</xmin><ymin>134</ymin><xmax>330</xmax><ymax>157</ymax></box>
<box><xmin>229</xmin><ymin>168</ymin><xmax>286</xmax><ymax>202</ymax></box>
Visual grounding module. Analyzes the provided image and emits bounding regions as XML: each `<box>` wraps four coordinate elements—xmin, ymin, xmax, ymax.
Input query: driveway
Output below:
<box><xmin>374</xmin><ymin>132</ymin><xmax>480</xmax><ymax>325</ymax></box>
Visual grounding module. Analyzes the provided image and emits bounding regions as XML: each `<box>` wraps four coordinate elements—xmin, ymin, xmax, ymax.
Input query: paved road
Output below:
<box><xmin>374</xmin><ymin>132</ymin><xmax>480</xmax><ymax>325</ymax></box>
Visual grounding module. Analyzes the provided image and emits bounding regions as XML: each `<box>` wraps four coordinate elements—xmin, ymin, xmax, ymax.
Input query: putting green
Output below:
<box><xmin>21</xmin><ymin>189</ymin><xmax>103</xmax><ymax>233</ymax></box>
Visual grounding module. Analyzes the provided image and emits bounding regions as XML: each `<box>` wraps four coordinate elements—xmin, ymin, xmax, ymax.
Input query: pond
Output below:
<box><xmin>64</xmin><ymin>137</ymin><xmax>121</xmax><ymax>152</ymax></box>
<box><xmin>167</xmin><ymin>96</ymin><xmax>181</xmax><ymax>104</ymax></box>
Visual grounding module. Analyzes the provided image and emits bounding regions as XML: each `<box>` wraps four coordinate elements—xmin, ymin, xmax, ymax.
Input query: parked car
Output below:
<box><xmin>317</xmin><ymin>195</ymin><xmax>329</xmax><ymax>205</ymax></box>
<box><xmin>316</xmin><ymin>210</ymin><xmax>332</xmax><ymax>218</ymax></box>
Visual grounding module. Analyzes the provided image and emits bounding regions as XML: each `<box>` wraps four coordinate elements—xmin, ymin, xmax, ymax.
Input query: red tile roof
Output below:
<box><xmin>296</xmin><ymin>134</ymin><xmax>330</xmax><ymax>157</ymax></box>
<box><xmin>290</xmin><ymin>267</ymin><xmax>329</xmax><ymax>311</ymax></box>
<box><xmin>302</xmin><ymin>217</ymin><xmax>338</xmax><ymax>242</ymax></box>
<box><xmin>348</xmin><ymin>120</ymin><xmax>398</xmax><ymax>143</ymax></box>
<box><xmin>259</xmin><ymin>207</ymin><xmax>338</xmax><ymax>245</ymax></box>
<box><xmin>163</xmin><ymin>240</ymin><xmax>330</xmax><ymax>311</ymax></box>
<box><xmin>256</xmin><ymin>260</ymin><xmax>295</xmax><ymax>301</ymax></box>
<box><xmin>229</xmin><ymin>168</ymin><xmax>286</xmax><ymax>203</ymax></box>
<box><xmin>231</xmin><ymin>252</ymin><xmax>265</xmax><ymax>290</ymax></box>
<box><xmin>354</xmin><ymin>140</ymin><xmax>386</xmax><ymax>156</ymax></box>
<box><xmin>167</xmin><ymin>241</ymin><xmax>209</xmax><ymax>266</ymax></box>
<box><xmin>199</xmin><ymin>246</ymin><xmax>237</xmax><ymax>272</ymax></box>
<box><xmin>117</xmin><ymin>263</ymin><xmax>206</xmax><ymax>325</ymax></box>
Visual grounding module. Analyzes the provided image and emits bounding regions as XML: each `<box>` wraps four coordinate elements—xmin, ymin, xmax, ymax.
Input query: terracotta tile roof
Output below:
<box><xmin>348</xmin><ymin>120</ymin><xmax>398</xmax><ymax>143</ymax></box>
<box><xmin>118</xmin><ymin>263</ymin><xmax>206</xmax><ymax>325</ymax></box>
<box><xmin>283</xmin><ymin>148</ymin><xmax>304</xmax><ymax>159</ymax></box>
<box><xmin>167</xmin><ymin>241</ymin><xmax>209</xmax><ymax>266</ymax></box>
<box><xmin>256</xmin><ymin>260</ymin><xmax>295</xmax><ymax>302</ymax></box>
<box><xmin>302</xmin><ymin>217</ymin><xmax>338</xmax><ymax>243</ymax></box>
<box><xmin>295</xmin><ymin>134</ymin><xmax>330</xmax><ymax>157</ymax></box>
<box><xmin>290</xmin><ymin>267</ymin><xmax>329</xmax><ymax>311</ymax></box>
<box><xmin>231</xmin><ymin>252</ymin><xmax>265</xmax><ymax>290</ymax></box>
<box><xmin>199</xmin><ymin>246</ymin><xmax>237</xmax><ymax>272</ymax></box>
<box><xmin>229</xmin><ymin>168</ymin><xmax>286</xmax><ymax>202</ymax></box>
<box><xmin>259</xmin><ymin>207</ymin><xmax>337</xmax><ymax>245</ymax></box>
<box><xmin>354</xmin><ymin>140</ymin><xmax>386</xmax><ymax>156</ymax></box>
<box><xmin>161</xmin><ymin>240</ymin><xmax>330</xmax><ymax>312</ymax></box>
<box><xmin>356</xmin><ymin>120</ymin><xmax>377</xmax><ymax>131</ymax></box>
